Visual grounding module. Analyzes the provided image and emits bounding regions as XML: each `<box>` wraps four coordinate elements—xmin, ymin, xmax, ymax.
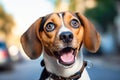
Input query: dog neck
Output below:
<box><xmin>43</xmin><ymin>49</ymin><xmax>84</xmax><ymax>78</ymax></box>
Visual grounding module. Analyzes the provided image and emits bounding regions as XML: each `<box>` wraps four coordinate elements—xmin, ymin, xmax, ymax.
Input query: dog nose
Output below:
<box><xmin>60</xmin><ymin>31</ymin><xmax>73</xmax><ymax>43</ymax></box>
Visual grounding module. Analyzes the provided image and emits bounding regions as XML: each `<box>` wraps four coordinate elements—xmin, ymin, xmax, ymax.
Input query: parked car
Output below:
<box><xmin>0</xmin><ymin>41</ymin><xmax>12</xmax><ymax>70</ymax></box>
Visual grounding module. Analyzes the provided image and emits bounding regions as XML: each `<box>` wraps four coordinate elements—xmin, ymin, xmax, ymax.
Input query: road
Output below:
<box><xmin>0</xmin><ymin>58</ymin><xmax>120</xmax><ymax>80</ymax></box>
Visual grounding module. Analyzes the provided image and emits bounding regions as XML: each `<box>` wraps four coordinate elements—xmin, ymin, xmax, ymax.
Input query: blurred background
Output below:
<box><xmin>0</xmin><ymin>0</ymin><xmax>120</xmax><ymax>80</ymax></box>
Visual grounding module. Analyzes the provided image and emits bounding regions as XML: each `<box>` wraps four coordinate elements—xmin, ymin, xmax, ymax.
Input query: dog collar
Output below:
<box><xmin>41</xmin><ymin>60</ymin><xmax>87</xmax><ymax>80</ymax></box>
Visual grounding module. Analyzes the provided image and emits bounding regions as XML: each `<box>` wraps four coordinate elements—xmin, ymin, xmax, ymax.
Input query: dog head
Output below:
<box><xmin>21</xmin><ymin>12</ymin><xmax>100</xmax><ymax>66</ymax></box>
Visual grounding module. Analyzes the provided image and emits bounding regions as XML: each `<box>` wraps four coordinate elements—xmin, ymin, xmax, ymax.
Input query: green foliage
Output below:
<box><xmin>0</xmin><ymin>5</ymin><xmax>14</xmax><ymax>35</ymax></box>
<box><xmin>85</xmin><ymin>0</ymin><xmax>117</xmax><ymax>32</ymax></box>
<box><xmin>69</xmin><ymin>0</ymin><xmax>76</xmax><ymax>11</ymax></box>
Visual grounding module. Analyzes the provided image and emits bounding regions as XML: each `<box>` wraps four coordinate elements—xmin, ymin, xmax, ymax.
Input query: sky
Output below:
<box><xmin>0</xmin><ymin>0</ymin><xmax>54</xmax><ymax>35</ymax></box>
<box><xmin>0</xmin><ymin>0</ymin><xmax>54</xmax><ymax>58</ymax></box>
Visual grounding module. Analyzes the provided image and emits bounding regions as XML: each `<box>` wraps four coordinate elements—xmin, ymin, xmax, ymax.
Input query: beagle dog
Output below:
<box><xmin>20</xmin><ymin>12</ymin><xmax>100</xmax><ymax>80</ymax></box>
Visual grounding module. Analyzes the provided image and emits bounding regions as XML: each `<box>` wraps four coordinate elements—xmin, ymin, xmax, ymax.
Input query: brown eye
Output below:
<box><xmin>46</xmin><ymin>22</ymin><xmax>55</xmax><ymax>32</ymax></box>
<box><xmin>70</xmin><ymin>19</ymin><xmax>80</xmax><ymax>28</ymax></box>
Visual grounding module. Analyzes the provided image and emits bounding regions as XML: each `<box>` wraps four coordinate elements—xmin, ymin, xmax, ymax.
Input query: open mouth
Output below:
<box><xmin>54</xmin><ymin>47</ymin><xmax>77</xmax><ymax>66</ymax></box>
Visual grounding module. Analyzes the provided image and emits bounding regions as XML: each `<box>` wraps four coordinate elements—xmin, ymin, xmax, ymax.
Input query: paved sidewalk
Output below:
<box><xmin>86</xmin><ymin>54</ymin><xmax>120</xmax><ymax>70</ymax></box>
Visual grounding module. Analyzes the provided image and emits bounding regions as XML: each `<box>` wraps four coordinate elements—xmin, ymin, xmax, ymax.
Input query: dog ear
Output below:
<box><xmin>20</xmin><ymin>18</ymin><xmax>43</xmax><ymax>59</ymax></box>
<box><xmin>76</xmin><ymin>13</ymin><xmax>100</xmax><ymax>53</ymax></box>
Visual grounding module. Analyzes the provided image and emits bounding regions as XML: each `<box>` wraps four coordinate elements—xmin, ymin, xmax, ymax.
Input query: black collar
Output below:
<box><xmin>40</xmin><ymin>60</ymin><xmax>87</xmax><ymax>80</ymax></box>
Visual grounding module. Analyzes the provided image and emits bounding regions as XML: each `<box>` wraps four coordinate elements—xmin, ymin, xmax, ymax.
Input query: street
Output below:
<box><xmin>0</xmin><ymin>57</ymin><xmax>120</xmax><ymax>80</ymax></box>
<box><xmin>0</xmin><ymin>59</ymin><xmax>43</xmax><ymax>80</ymax></box>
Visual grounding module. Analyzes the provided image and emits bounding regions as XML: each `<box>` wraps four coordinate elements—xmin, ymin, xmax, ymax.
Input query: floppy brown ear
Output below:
<box><xmin>20</xmin><ymin>18</ymin><xmax>43</xmax><ymax>59</ymax></box>
<box><xmin>76</xmin><ymin>13</ymin><xmax>100</xmax><ymax>53</ymax></box>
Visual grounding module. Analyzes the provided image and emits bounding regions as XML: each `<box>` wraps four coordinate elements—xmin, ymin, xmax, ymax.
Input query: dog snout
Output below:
<box><xmin>60</xmin><ymin>31</ymin><xmax>73</xmax><ymax>43</ymax></box>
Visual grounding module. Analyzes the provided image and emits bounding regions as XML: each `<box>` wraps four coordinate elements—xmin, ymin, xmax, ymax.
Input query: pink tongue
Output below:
<box><xmin>60</xmin><ymin>51</ymin><xmax>74</xmax><ymax>63</ymax></box>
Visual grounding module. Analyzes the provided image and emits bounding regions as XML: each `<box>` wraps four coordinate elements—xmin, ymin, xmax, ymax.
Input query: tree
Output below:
<box><xmin>85</xmin><ymin>0</ymin><xmax>120</xmax><ymax>53</ymax></box>
<box><xmin>85</xmin><ymin>0</ymin><xmax>117</xmax><ymax>33</ymax></box>
<box><xmin>0</xmin><ymin>5</ymin><xmax>14</xmax><ymax>36</ymax></box>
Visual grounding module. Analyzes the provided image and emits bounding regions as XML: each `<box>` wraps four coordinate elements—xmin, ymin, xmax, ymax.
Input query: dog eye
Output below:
<box><xmin>70</xmin><ymin>19</ymin><xmax>80</xmax><ymax>28</ymax></box>
<box><xmin>46</xmin><ymin>22</ymin><xmax>55</xmax><ymax>32</ymax></box>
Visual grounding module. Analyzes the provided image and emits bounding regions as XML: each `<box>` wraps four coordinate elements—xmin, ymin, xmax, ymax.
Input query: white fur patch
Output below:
<box><xmin>43</xmin><ymin>48</ymin><xmax>89</xmax><ymax>78</ymax></box>
<box><xmin>42</xmin><ymin>13</ymin><xmax>90</xmax><ymax>79</ymax></box>
<box><xmin>57</xmin><ymin>13</ymin><xmax>71</xmax><ymax>36</ymax></box>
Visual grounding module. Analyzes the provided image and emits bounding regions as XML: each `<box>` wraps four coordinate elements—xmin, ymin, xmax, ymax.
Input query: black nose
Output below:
<box><xmin>60</xmin><ymin>32</ymin><xmax>73</xmax><ymax>43</ymax></box>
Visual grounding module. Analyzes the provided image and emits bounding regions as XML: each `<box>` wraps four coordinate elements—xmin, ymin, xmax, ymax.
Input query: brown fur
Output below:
<box><xmin>20</xmin><ymin>12</ymin><xmax>100</xmax><ymax>59</ymax></box>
